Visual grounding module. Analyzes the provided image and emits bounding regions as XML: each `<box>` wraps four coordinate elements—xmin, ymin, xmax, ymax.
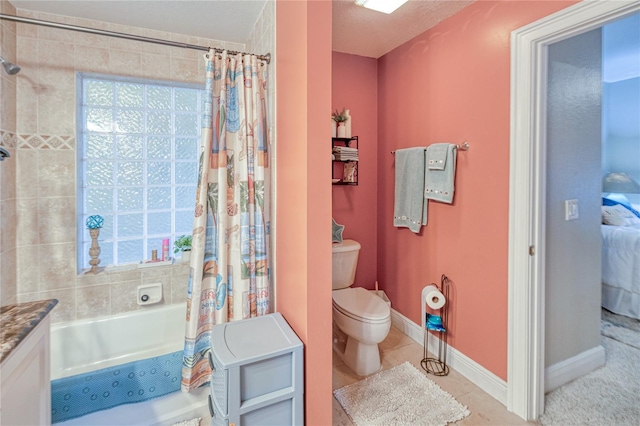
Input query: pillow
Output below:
<box><xmin>602</xmin><ymin>197</ymin><xmax>640</xmax><ymax>219</ymax></box>
<box><xmin>602</xmin><ymin>204</ymin><xmax>640</xmax><ymax>226</ymax></box>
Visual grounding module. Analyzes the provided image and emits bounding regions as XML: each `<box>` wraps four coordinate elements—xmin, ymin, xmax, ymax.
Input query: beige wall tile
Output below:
<box><xmin>16</xmin><ymin>244</ymin><xmax>39</xmax><ymax>294</ymax></box>
<box><xmin>106</xmin><ymin>267</ymin><xmax>141</xmax><ymax>283</ymax></box>
<box><xmin>16</xmin><ymin>197</ymin><xmax>38</xmax><ymax>246</ymax></box>
<box><xmin>141</xmin><ymin>264</ymin><xmax>172</xmax><ymax>280</ymax></box>
<box><xmin>38</xmin><ymin>196</ymin><xmax>75</xmax><ymax>244</ymax></box>
<box><xmin>37</xmin><ymin>88</ymin><xmax>75</xmax><ymax>135</ymax></box>
<box><xmin>8</xmin><ymin>9</ymin><xmax>251</xmax><ymax>322</ymax></box>
<box><xmin>20</xmin><ymin>287</ymin><xmax>76</xmax><ymax>322</ymax></box>
<box><xmin>15</xmin><ymin>20</ymin><xmax>37</xmax><ymax>40</ymax></box>
<box><xmin>16</xmin><ymin>36</ymin><xmax>38</xmax><ymax>87</ymax></box>
<box><xmin>76</xmin><ymin>270</ymin><xmax>110</xmax><ymax>287</ymax></box>
<box><xmin>71</xmin><ymin>16</ymin><xmax>110</xmax><ymax>33</ymax></box>
<box><xmin>73</xmin><ymin>30</ymin><xmax>104</xmax><ymax>48</ymax></box>
<box><xmin>37</xmin><ymin>22</ymin><xmax>75</xmax><ymax>44</ymax></box>
<box><xmin>1</xmin><ymin>198</ymin><xmax>16</xmax><ymax>249</ymax></box>
<box><xmin>170</xmin><ymin>57</ymin><xmax>198</xmax><ymax>83</ymax></box>
<box><xmin>76</xmin><ymin>283</ymin><xmax>110</xmax><ymax>319</ymax></box>
<box><xmin>1</xmin><ymin>78</ymin><xmax>17</xmax><ymax>133</ymax></box>
<box><xmin>1</xmin><ymin>19</ymin><xmax>17</xmax><ymax>62</ymax></box>
<box><xmin>16</xmin><ymin>83</ymin><xmax>37</xmax><ymax>134</ymax></box>
<box><xmin>170</xmin><ymin>273</ymin><xmax>188</xmax><ymax>304</ymax></box>
<box><xmin>36</xmin><ymin>40</ymin><xmax>75</xmax><ymax>89</ymax></box>
<box><xmin>108</xmin><ymin>23</ymin><xmax>143</xmax><ymax>52</ymax></box>
<box><xmin>110</xmin><ymin>279</ymin><xmax>143</xmax><ymax>314</ymax></box>
<box><xmin>74</xmin><ymin>44</ymin><xmax>110</xmax><ymax>74</ymax></box>
<box><xmin>140</xmin><ymin>53</ymin><xmax>172</xmax><ymax>81</ymax></box>
<box><xmin>38</xmin><ymin>242</ymin><xmax>76</xmax><ymax>289</ymax></box>
<box><xmin>1</xmin><ymin>248</ymin><xmax>17</xmax><ymax>306</ymax></box>
<box><xmin>1</xmin><ymin>0</ymin><xmax>17</xmax><ymax>16</ymax></box>
<box><xmin>109</xmin><ymin>49</ymin><xmax>141</xmax><ymax>76</ymax></box>
<box><xmin>15</xmin><ymin>149</ymin><xmax>38</xmax><ymax>197</ymax></box>
<box><xmin>38</xmin><ymin>150</ymin><xmax>75</xmax><ymax>197</ymax></box>
<box><xmin>138</xmin><ymin>29</ymin><xmax>173</xmax><ymax>55</ymax></box>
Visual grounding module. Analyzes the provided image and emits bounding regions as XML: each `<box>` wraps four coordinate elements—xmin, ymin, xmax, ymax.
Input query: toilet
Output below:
<box><xmin>332</xmin><ymin>240</ymin><xmax>391</xmax><ymax>376</ymax></box>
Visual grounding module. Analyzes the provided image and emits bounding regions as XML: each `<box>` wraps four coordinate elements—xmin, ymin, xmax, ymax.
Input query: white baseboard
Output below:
<box><xmin>390</xmin><ymin>308</ymin><xmax>508</xmax><ymax>405</ymax></box>
<box><xmin>544</xmin><ymin>345</ymin><xmax>605</xmax><ymax>393</ymax></box>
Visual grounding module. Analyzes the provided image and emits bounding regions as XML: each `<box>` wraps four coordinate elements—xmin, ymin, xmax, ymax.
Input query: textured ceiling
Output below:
<box><xmin>332</xmin><ymin>0</ymin><xmax>474</xmax><ymax>58</ymax></box>
<box><xmin>8</xmin><ymin>0</ymin><xmax>474</xmax><ymax>59</ymax></box>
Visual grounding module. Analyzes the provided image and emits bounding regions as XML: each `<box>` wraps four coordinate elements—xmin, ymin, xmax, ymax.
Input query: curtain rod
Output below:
<box><xmin>0</xmin><ymin>13</ymin><xmax>271</xmax><ymax>64</ymax></box>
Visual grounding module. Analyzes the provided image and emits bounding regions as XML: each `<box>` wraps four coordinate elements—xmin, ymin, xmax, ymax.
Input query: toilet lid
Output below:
<box><xmin>332</xmin><ymin>287</ymin><xmax>390</xmax><ymax>323</ymax></box>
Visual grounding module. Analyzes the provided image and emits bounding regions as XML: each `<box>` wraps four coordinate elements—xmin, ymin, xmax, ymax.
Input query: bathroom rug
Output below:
<box><xmin>333</xmin><ymin>361</ymin><xmax>469</xmax><ymax>426</ymax></box>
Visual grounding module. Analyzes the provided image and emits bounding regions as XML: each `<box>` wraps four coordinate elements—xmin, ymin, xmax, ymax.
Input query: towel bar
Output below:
<box><xmin>391</xmin><ymin>141</ymin><xmax>469</xmax><ymax>155</ymax></box>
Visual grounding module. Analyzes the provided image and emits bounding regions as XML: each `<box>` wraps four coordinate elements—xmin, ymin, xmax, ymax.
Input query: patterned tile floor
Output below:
<box><xmin>332</xmin><ymin>326</ymin><xmax>537</xmax><ymax>425</ymax></box>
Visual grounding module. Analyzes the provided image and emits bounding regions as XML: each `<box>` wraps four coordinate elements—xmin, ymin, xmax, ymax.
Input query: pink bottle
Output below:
<box><xmin>162</xmin><ymin>238</ymin><xmax>170</xmax><ymax>261</ymax></box>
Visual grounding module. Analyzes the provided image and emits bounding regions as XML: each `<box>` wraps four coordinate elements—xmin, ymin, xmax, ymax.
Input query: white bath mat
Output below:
<box><xmin>171</xmin><ymin>417</ymin><xmax>201</xmax><ymax>426</ymax></box>
<box><xmin>333</xmin><ymin>361</ymin><xmax>470</xmax><ymax>426</ymax></box>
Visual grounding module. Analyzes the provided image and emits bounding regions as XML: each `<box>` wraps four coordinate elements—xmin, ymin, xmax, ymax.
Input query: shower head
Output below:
<box><xmin>0</xmin><ymin>56</ymin><xmax>21</xmax><ymax>75</ymax></box>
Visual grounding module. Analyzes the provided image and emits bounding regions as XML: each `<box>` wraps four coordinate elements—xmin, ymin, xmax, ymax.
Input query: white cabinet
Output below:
<box><xmin>0</xmin><ymin>315</ymin><xmax>52</xmax><ymax>426</ymax></box>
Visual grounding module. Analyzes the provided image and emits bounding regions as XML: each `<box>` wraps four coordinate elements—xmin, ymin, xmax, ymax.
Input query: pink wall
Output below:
<box><xmin>276</xmin><ymin>1</ymin><xmax>332</xmax><ymax>424</ymax></box>
<box><xmin>375</xmin><ymin>0</ymin><xmax>576</xmax><ymax>379</ymax></box>
<box><xmin>331</xmin><ymin>52</ymin><xmax>378</xmax><ymax>289</ymax></box>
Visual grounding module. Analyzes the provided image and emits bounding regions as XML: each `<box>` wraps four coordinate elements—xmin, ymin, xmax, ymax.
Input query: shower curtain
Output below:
<box><xmin>181</xmin><ymin>49</ymin><xmax>270</xmax><ymax>391</ymax></box>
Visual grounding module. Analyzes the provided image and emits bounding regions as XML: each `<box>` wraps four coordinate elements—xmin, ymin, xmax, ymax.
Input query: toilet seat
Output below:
<box><xmin>332</xmin><ymin>287</ymin><xmax>390</xmax><ymax>324</ymax></box>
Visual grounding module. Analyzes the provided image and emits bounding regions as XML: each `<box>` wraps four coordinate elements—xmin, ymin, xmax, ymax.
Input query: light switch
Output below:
<box><xmin>565</xmin><ymin>199</ymin><xmax>579</xmax><ymax>221</ymax></box>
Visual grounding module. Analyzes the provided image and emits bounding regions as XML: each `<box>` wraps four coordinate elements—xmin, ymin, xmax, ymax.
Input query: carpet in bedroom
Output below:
<box><xmin>540</xmin><ymin>310</ymin><xmax>640</xmax><ymax>426</ymax></box>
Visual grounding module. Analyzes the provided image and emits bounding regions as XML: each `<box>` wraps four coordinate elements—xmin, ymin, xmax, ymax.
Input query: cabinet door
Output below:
<box><xmin>0</xmin><ymin>319</ymin><xmax>51</xmax><ymax>426</ymax></box>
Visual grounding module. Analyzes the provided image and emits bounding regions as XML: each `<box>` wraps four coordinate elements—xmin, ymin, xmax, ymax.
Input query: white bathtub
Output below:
<box><xmin>51</xmin><ymin>303</ymin><xmax>186</xmax><ymax>380</ymax></box>
<box><xmin>51</xmin><ymin>303</ymin><xmax>210</xmax><ymax>425</ymax></box>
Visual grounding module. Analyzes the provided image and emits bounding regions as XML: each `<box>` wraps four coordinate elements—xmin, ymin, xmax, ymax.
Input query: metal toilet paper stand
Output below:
<box><xmin>421</xmin><ymin>274</ymin><xmax>450</xmax><ymax>376</ymax></box>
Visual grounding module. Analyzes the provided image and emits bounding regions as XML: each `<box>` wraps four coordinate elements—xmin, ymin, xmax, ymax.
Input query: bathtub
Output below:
<box><xmin>50</xmin><ymin>303</ymin><xmax>210</xmax><ymax>425</ymax></box>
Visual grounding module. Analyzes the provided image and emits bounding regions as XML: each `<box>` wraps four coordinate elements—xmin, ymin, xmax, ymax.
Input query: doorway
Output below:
<box><xmin>507</xmin><ymin>0</ymin><xmax>640</xmax><ymax>421</ymax></box>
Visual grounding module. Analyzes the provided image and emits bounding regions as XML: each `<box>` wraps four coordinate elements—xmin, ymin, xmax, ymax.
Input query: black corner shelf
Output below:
<box><xmin>332</xmin><ymin>136</ymin><xmax>358</xmax><ymax>186</ymax></box>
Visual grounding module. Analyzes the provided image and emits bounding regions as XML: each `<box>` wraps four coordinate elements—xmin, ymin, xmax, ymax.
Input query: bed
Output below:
<box><xmin>601</xmin><ymin>218</ymin><xmax>640</xmax><ymax>320</ymax></box>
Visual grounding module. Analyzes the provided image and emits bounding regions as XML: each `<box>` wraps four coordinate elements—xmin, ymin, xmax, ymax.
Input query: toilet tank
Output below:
<box><xmin>332</xmin><ymin>240</ymin><xmax>361</xmax><ymax>290</ymax></box>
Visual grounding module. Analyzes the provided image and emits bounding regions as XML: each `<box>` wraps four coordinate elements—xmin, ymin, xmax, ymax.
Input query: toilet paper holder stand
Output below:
<box><xmin>421</xmin><ymin>274</ymin><xmax>450</xmax><ymax>376</ymax></box>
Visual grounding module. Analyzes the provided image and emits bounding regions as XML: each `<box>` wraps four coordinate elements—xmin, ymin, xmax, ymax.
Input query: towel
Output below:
<box><xmin>427</xmin><ymin>144</ymin><xmax>448</xmax><ymax>170</ymax></box>
<box><xmin>394</xmin><ymin>147</ymin><xmax>428</xmax><ymax>233</ymax></box>
<box><xmin>425</xmin><ymin>143</ymin><xmax>457</xmax><ymax>204</ymax></box>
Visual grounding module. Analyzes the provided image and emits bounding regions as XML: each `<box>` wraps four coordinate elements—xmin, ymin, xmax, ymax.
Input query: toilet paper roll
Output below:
<box><xmin>424</xmin><ymin>285</ymin><xmax>446</xmax><ymax>310</ymax></box>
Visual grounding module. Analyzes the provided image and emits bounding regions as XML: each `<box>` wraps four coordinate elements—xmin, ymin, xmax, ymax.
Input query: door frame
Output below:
<box><xmin>507</xmin><ymin>0</ymin><xmax>640</xmax><ymax>420</ymax></box>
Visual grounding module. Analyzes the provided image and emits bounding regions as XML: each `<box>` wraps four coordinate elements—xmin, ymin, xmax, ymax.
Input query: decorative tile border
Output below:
<box><xmin>17</xmin><ymin>134</ymin><xmax>75</xmax><ymax>150</ymax></box>
<box><xmin>0</xmin><ymin>129</ymin><xmax>17</xmax><ymax>148</ymax></box>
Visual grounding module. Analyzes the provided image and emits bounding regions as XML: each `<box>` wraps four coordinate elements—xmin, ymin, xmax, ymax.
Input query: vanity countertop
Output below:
<box><xmin>0</xmin><ymin>299</ymin><xmax>58</xmax><ymax>363</ymax></box>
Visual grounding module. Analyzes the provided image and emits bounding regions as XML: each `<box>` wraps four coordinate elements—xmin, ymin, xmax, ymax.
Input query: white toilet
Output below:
<box><xmin>332</xmin><ymin>240</ymin><xmax>391</xmax><ymax>376</ymax></box>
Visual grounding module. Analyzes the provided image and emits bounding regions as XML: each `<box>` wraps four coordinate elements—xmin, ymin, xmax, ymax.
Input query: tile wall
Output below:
<box><xmin>10</xmin><ymin>7</ymin><xmax>247</xmax><ymax>322</ymax></box>
<box><xmin>0</xmin><ymin>0</ymin><xmax>18</xmax><ymax>307</ymax></box>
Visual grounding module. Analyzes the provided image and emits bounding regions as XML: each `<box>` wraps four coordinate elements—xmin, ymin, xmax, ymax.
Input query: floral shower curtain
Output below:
<box><xmin>181</xmin><ymin>49</ymin><xmax>270</xmax><ymax>391</ymax></box>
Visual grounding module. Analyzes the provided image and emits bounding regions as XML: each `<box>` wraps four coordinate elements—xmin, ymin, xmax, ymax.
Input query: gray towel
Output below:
<box><xmin>394</xmin><ymin>147</ymin><xmax>427</xmax><ymax>233</ymax></box>
<box><xmin>427</xmin><ymin>144</ymin><xmax>448</xmax><ymax>170</ymax></box>
<box><xmin>425</xmin><ymin>143</ymin><xmax>456</xmax><ymax>204</ymax></box>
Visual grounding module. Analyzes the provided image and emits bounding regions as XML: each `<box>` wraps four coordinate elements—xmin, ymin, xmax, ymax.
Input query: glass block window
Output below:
<box><xmin>78</xmin><ymin>75</ymin><xmax>202</xmax><ymax>268</ymax></box>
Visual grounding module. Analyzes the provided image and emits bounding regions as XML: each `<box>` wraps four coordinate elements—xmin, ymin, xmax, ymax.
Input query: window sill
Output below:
<box><xmin>79</xmin><ymin>259</ymin><xmax>188</xmax><ymax>276</ymax></box>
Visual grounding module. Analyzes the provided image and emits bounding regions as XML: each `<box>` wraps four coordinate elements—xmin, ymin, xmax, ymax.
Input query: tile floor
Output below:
<box><xmin>332</xmin><ymin>326</ymin><xmax>537</xmax><ymax>425</ymax></box>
